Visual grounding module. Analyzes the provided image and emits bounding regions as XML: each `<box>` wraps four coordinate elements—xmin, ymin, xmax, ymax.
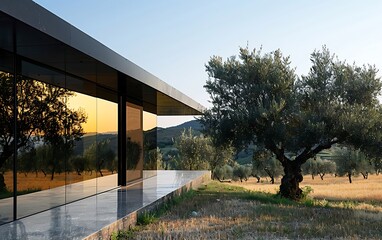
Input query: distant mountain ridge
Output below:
<box><xmin>164</xmin><ymin>119</ymin><xmax>203</xmax><ymax>131</ymax></box>
<box><xmin>77</xmin><ymin>120</ymin><xmax>203</xmax><ymax>150</ymax></box>
<box><xmin>156</xmin><ymin>119</ymin><xmax>203</xmax><ymax>147</ymax></box>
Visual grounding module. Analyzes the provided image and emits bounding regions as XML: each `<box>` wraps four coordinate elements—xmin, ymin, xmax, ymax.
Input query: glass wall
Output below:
<box><xmin>0</xmin><ymin>11</ymin><xmax>162</xmax><ymax>224</ymax></box>
<box><xmin>0</xmin><ymin>49</ymin><xmax>14</xmax><ymax>224</ymax></box>
<box><xmin>16</xmin><ymin>75</ymin><xmax>67</xmax><ymax>218</ymax></box>
<box><xmin>65</xmin><ymin>88</ymin><xmax>97</xmax><ymax>204</ymax></box>
<box><xmin>0</xmin><ymin>31</ymin><xmax>131</xmax><ymax>222</ymax></box>
<box><xmin>96</xmin><ymin>97</ymin><xmax>118</xmax><ymax>193</ymax></box>
<box><xmin>157</xmin><ymin>116</ymin><xmax>196</xmax><ymax>170</ymax></box>
<box><xmin>12</xmin><ymin>58</ymin><xmax>119</xmax><ymax>219</ymax></box>
<box><xmin>126</xmin><ymin>103</ymin><xmax>143</xmax><ymax>183</ymax></box>
<box><xmin>143</xmin><ymin>111</ymin><xmax>157</xmax><ymax>179</ymax></box>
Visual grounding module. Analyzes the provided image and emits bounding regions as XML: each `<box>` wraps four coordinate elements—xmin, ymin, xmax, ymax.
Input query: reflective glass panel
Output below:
<box><xmin>96</xmin><ymin>98</ymin><xmax>117</xmax><ymax>193</ymax></box>
<box><xmin>0</xmin><ymin>66</ymin><xmax>14</xmax><ymax>224</ymax></box>
<box><xmin>65</xmin><ymin>90</ymin><xmax>97</xmax><ymax>203</ymax></box>
<box><xmin>143</xmin><ymin>111</ymin><xmax>157</xmax><ymax>179</ymax></box>
<box><xmin>126</xmin><ymin>103</ymin><xmax>143</xmax><ymax>182</ymax></box>
<box><xmin>16</xmin><ymin>76</ymin><xmax>67</xmax><ymax>218</ymax></box>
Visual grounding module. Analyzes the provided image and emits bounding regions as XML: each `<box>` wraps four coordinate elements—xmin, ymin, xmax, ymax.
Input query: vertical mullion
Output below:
<box><xmin>118</xmin><ymin>75</ymin><xmax>126</xmax><ymax>186</ymax></box>
<box><xmin>12</xmin><ymin>21</ymin><xmax>17</xmax><ymax>221</ymax></box>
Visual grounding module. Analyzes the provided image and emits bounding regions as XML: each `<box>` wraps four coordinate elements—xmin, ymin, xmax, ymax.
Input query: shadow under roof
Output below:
<box><xmin>0</xmin><ymin>0</ymin><xmax>205</xmax><ymax>115</ymax></box>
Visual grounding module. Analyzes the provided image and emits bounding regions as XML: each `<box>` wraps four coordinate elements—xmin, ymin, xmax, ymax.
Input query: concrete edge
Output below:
<box><xmin>83</xmin><ymin>172</ymin><xmax>211</xmax><ymax>240</ymax></box>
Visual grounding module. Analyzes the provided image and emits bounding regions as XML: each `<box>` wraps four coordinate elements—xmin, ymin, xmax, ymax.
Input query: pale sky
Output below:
<box><xmin>33</xmin><ymin>0</ymin><xmax>382</xmax><ymax>127</ymax></box>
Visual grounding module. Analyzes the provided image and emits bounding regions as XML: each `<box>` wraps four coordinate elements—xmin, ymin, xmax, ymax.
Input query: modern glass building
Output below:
<box><xmin>0</xmin><ymin>0</ymin><xmax>204</xmax><ymax>225</ymax></box>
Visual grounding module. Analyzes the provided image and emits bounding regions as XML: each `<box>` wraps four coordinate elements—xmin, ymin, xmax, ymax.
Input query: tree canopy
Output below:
<box><xmin>201</xmin><ymin>46</ymin><xmax>382</xmax><ymax>200</ymax></box>
<box><xmin>174</xmin><ymin>128</ymin><xmax>210</xmax><ymax>170</ymax></box>
<box><xmin>0</xmin><ymin>73</ymin><xmax>87</xmax><ymax>191</ymax></box>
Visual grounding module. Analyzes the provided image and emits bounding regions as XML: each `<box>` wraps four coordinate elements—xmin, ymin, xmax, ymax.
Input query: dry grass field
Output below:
<box><xmin>114</xmin><ymin>177</ymin><xmax>382</xmax><ymax>240</ymax></box>
<box><xmin>230</xmin><ymin>174</ymin><xmax>382</xmax><ymax>202</ymax></box>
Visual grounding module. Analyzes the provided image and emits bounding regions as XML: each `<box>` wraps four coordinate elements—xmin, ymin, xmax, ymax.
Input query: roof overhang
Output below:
<box><xmin>0</xmin><ymin>0</ymin><xmax>205</xmax><ymax>115</ymax></box>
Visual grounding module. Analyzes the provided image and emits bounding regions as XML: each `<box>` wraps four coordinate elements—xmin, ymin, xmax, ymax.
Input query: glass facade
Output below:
<box><xmin>0</xmin><ymin>4</ymin><xmax>200</xmax><ymax>226</ymax></box>
<box><xmin>0</xmin><ymin>49</ymin><xmax>15</xmax><ymax>224</ymax></box>
<box><xmin>96</xmin><ymin>98</ymin><xmax>118</xmax><ymax>193</ymax></box>
<box><xmin>14</xmin><ymin>61</ymin><xmax>120</xmax><ymax>219</ymax></box>
<box><xmin>0</xmin><ymin>17</ymin><xmax>155</xmax><ymax>224</ymax></box>
<box><xmin>143</xmin><ymin>111</ymin><xmax>158</xmax><ymax>179</ymax></box>
<box><xmin>126</xmin><ymin>103</ymin><xmax>143</xmax><ymax>182</ymax></box>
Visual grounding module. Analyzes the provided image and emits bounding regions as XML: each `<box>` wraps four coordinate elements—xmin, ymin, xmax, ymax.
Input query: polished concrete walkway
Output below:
<box><xmin>0</xmin><ymin>170</ymin><xmax>209</xmax><ymax>240</ymax></box>
<box><xmin>0</xmin><ymin>174</ymin><xmax>118</xmax><ymax>223</ymax></box>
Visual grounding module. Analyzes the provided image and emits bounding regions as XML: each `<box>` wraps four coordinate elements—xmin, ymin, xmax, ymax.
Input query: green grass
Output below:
<box><xmin>113</xmin><ymin>189</ymin><xmax>196</xmax><ymax>239</ymax></box>
<box><xmin>151</xmin><ymin>189</ymin><xmax>196</xmax><ymax>219</ymax></box>
<box><xmin>113</xmin><ymin>181</ymin><xmax>382</xmax><ymax>239</ymax></box>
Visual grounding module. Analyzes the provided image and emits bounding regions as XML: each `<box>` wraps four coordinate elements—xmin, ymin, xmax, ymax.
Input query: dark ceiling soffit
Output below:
<box><xmin>0</xmin><ymin>0</ymin><xmax>205</xmax><ymax>115</ymax></box>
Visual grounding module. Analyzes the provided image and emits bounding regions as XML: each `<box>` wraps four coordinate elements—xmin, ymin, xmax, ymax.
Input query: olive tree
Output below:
<box><xmin>334</xmin><ymin>147</ymin><xmax>372</xmax><ymax>183</ymax></box>
<box><xmin>302</xmin><ymin>157</ymin><xmax>336</xmax><ymax>180</ymax></box>
<box><xmin>233</xmin><ymin>164</ymin><xmax>252</xmax><ymax>182</ymax></box>
<box><xmin>84</xmin><ymin>139</ymin><xmax>115</xmax><ymax>177</ymax></box>
<box><xmin>201</xmin><ymin>46</ymin><xmax>382</xmax><ymax>200</ymax></box>
<box><xmin>214</xmin><ymin>164</ymin><xmax>233</xmax><ymax>181</ymax></box>
<box><xmin>0</xmin><ymin>74</ymin><xmax>86</xmax><ymax>191</ymax></box>
<box><xmin>209</xmin><ymin>144</ymin><xmax>235</xmax><ymax>180</ymax></box>
<box><xmin>174</xmin><ymin>128</ymin><xmax>209</xmax><ymax>170</ymax></box>
<box><xmin>252</xmin><ymin>149</ymin><xmax>283</xmax><ymax>184</ymax></box>
<box><xmin>372</xmin><ymin>158</ymin><xmax>382</xmax><ymax>175</ymax></box>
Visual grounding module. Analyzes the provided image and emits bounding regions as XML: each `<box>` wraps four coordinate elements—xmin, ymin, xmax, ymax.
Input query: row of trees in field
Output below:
<box><xmin>9</xmin><ymin>139</ymin><xmax>117</xmax><ymax>181</ymax></box>
<box><xmin>252</xmin><ymin>146</ymin><xmax>381</xmax><ymax>184</ymax></box>
<box><xmin>9</xmin><ymin>135</ymin><xmax>148</xmax><ymax>183</ymax></box>
<box><xmin>158</xmin><ymin>129</ymin><xmax>234</xmax><ymax>175</ymax></box>
<box><xmin>165</xmin><ymin>128</ymin><xmax>381</xmax><ymax>184</ymax></box>
<box><xmin>0</xmin><ymin>72</ymin><xmax>147</xmax><ymax>193</ymax></box>
<box><xmin>0</xmin><ymin>75</ymin><xmax>88</xmax><ymax>192</ymax></box>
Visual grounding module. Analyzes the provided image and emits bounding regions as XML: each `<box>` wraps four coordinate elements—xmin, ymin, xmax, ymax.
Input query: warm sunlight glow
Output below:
<box><xmin>143</xmin><ymin>111</ymin><xmax>157</xmax><ymax>131</ymax></box>
<box><xmin>67</xmin><ymin>93</ymin><xmax>117</xmax><ymax>134</ymax></box>
<box><xmin>97</xmin><ymin>98</ymin><xmax>117</xmax><ymax>133</ymax></box>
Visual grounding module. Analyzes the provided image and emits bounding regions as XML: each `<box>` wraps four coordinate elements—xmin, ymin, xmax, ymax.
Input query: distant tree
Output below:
<box><xmin>201</xmin><ymin>46</ymin><xmax>382</xmax><ymax>200</ymax></box>
<box><xmin>303</xmin><ymin>157</ymin><xmax>336</xmax><ymax>180</ymax></box>
<box><xmin>233</xmin><ymin>164</ymin><xmax>252</xmax><ymax>182</ymax></box>
<box><xmin>252</xmin><ymin>148</ymin><xmax>283</xmax><ymax>184</ymax></box>
<box><xmin>0</xmin><ymin>74</ymin><xmax>86</xmax><ymax>190</ymax></box>
<box><xmin>357</xmin><ymin>158</ymin><xmax>374</xmax><ymax>179</ymax></box>
<box><xmin>144</xmin><ymin>147</ymin><xmax>162</xmax><ymax>170</ymax></box>
<box><xmin>372</xmin><ymin>158</ymin><xmax>382</xmax><ymax>175</ymax></box>
<box><xmin>18</xmin><ymin>146</ymin><xmax>37</xmax><ymax>177</ymax></box>
<box><xmin>209</xmin><ymin>145</ymin><xmax>235</xmax><ymax>180</ymax></box>
<box><xmin>316</xmin><ymin>158</ymin><xmax>337</xmax><ymax>180</ymax></box>
<box><xmin>144</xmin><ymin>129</ymin><xmax>158</xmax><ymax>170</ymax></box>
<box><xmin>155</xmin><ymin>148</ymin><xmax>163</xmax><ymax>170</ymax></box>
<box><xmin>214</xmin><ymin>164</ymin><xmax>233</xmax><ymax>181</ymax></box>
<box><xmin>34</xmin><ymin>144</ymin><xmax>52</xmax><ymax>177</ymax></box>
<box><xmin>126</xmin><ymin>137</ymin><xmax>142</xmax><ymax>170</ymax></box>
<box><xmin>333</xmin><ymin>147</ymin><xmax>370</xmax><ymax>183</ymax></box>
<box><xmin>174</xmin><ymin>128</ymin><xmax>209</xmax><ymax>170</ymax></box>
<box><xmin>70</xmin><ymin>156</ymin><xmax>89</xmax><ymax>175</ymax></box>
<box><xmin>105</xmin><ymin>156</ymin><xmax>118</xmax><ymax>174</ymax></box>
<box><xmin>161</xmin><ymin>149</ymin><xmax>179</xmax><ymax>170</ymax></box>
<box><xmin>84</xmin><ymin>139</ymin><xmax>115</xmax><ymax>177</ymax></box>
<box><xmin>302</xmin><ymin>158</ymin><xmax>318</xmax><ymax>180</ymax></box>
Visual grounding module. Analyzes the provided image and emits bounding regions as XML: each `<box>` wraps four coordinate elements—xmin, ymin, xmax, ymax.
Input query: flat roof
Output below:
<box><xmin>0</xmin><ymin>0</ymin><xmax>205</xmax><ymax>115</ymax></box>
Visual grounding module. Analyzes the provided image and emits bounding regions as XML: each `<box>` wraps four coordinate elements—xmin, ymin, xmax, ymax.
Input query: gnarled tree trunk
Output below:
<box><xmin>280</xmin><ymin>160</ymin><xmax>303</xmax><ymax>200</ymax></box>
<box><xmin>268</xmin><ymin>140</ymin><xmax>336</xmax><ymax>201</ymax></box>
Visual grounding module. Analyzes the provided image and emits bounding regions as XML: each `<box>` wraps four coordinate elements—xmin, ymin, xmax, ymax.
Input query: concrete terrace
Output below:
<box><xmin>0</xmin><ymin>170</ymin><xmax>210</xmax><ymax>240</ymax></box>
